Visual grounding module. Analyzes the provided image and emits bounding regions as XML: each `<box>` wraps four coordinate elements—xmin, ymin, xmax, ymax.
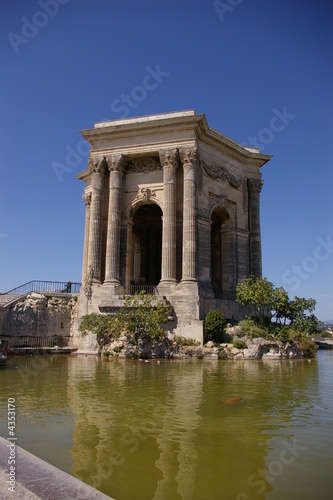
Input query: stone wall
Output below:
<box><xmin>0</xmin><ymin>293</ymin><xmax>77</xmax><ymax>339</ymax></box>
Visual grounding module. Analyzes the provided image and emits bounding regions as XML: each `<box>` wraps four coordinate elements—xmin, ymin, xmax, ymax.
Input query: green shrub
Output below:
<box><xmin>218</xmin><ymin>347</ymin><xmax>228</xmax><ymax>359</ymax></box>
<box><xmin>311</xmin><ymin>330</ymin><xmax>329</xmax><ymax>338</ymax></box>
<box><xmin>113</xmin><ymin>346</ymin><xmax>122</xmax><ymax>353</ymax></box>
<box><xmin>233</xmin><ymin>340</ymin><xmax>247</xmax><ymax>349</ymax></box>
<box><xmin>103</xmin><ymin>350</ymin><xmax>111</xmax><ymax>357</ymax></box>
<box><xmin>79</xmin><ymin>291</ymin><xmax>170</xmax><ymax>345</ymax></box>
<box><xmin>204</xmin><ymin>309</ymin><xmax>226</xmax><ymax>343</ymax></box>
<box><xmin>290</xmin><ymin>331</ymin><xmax>318</xmax><ymax>358</ymax></box>
<box><xmin>274</xmin><ymin>327</ymin><xmax>291</xmax><ymax>343</ymax></box>
<box><xmin>175</xmin><ymin>336</ymin><xmax>201</xmax><ymax>346</ymax></box>
<box><xmin>238</xmin><ymin>317</ymin><xmax>262</xmax><ymax>339</ymax></box>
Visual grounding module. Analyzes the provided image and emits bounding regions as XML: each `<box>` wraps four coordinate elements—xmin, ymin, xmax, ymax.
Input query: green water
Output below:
<box><xmin>1</xmin><ymin>352</ymin><xmax>333</xmax><ymax>500</ymax></box>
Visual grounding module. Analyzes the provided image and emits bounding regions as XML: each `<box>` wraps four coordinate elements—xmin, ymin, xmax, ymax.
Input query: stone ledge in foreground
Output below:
<box><xmin>0</xmin><ymin>436</ymin><xmax>113</xmax><ymax>500</ymax></box>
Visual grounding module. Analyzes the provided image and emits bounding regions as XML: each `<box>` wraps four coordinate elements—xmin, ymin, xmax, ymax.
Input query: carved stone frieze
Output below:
<box><xmin>247</xmin><ymin>178</ymin><xmax>263</xmax><ymax>195</ymax></box>
<box><xmin>201</xmin><ymin>160</ymin><xmax>242</xmax><ymax>188</ymax></box>
<box><xmin>126</xmin><ymin>156</ymin><xmax>162</xmax><ymax>173</ymax></box>
<box><xmin>106</xmin><ymin>154</ymin><xmax>125</xmax><ymax>173</ymax></box>
<box><xmin>159</xmin><ymin>148</ymin><xmax>179</xmax><ymax>168</ymax></box>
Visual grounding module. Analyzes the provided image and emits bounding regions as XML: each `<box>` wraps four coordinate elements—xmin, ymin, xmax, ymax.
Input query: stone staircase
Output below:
<box><xmin>0</xmin><ymin>294</ymin><xmax>26</xmax><ymax>309</ymax></box>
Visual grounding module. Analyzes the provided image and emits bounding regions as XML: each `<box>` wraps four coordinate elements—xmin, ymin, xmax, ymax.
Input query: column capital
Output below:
<box><xmin>247</xmin><ymin>178</ymin><xmax>263</xmax><ymax>195</ymax></box>
<box><xmin>88</xmin><ymin>156</ymin><xmax>108</xmax><ymax>174</ymax></box>
<box><xmin>179</xmin><ymin>147</ymin><xmax>198</xmax><ymax>166</ymax></box>
<box><xmin>82</xmin><ymin>192</ymin><xmax>92</xmax><ymax>206</ymax></box>
<box><xmin>106</xmin><ymin>154</ymin><xmax>125</xmax><ymax>173</ymax></box>
<box><xmin>159</xmin><ymin>148</ymin><xmax>179</xmax><ymax>168</ymax></box>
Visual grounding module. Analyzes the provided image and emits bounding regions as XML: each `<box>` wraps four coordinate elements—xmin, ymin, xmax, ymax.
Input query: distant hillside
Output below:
<box><xmin>323</xmin><ymin>320</ymin><xmax>333</xmax><ymax>325</ymax></box>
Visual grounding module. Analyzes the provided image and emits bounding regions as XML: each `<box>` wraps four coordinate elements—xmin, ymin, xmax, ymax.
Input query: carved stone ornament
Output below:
<box><xmin>247</xmin><ymin>178</ymin><xmax>264</xmax><ymax>195</ymax></box>
<box><xmin>88</xmin><ymin>156</ymin><xmax>108</xmax><ymax>174</ymax></box>
<box><xmin>134</xmin><ymin>187</ymin><xmax>157</xmax><ymax>202</ymax></box>
<box><xmin>82</xmin><ymin>192</ymin><xmax>92</xmax><ymax>206</ymax></box>
<box><xmin>201</xmin><ymin>160</ymin><xmax>242</xmax><ymax>188</ymax></box>
<box><xmin>179</xmin><ymin>147</ymin><xmax>198</xmax><ymax>165</ymax></box>
<box><xmin>126</xmin><ymin>156</ymin><xmax>162</xmax><ymax>173</ymax></box>
<box><xmin>106</xmin><ymin>154</ymin><xmax>125</xmax><ymax>173</ymax></box>
<box><xmin>159</xmin><ymin>148</ymin><xmax>179</xmax><ymax>168</ymax></box>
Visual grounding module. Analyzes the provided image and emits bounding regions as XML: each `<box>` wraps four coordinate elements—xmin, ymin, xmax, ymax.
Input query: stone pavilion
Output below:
<box><xmin>74</xmin><ymin>110</ymin><xmax>271</xmax><ymax>343</ymax></box>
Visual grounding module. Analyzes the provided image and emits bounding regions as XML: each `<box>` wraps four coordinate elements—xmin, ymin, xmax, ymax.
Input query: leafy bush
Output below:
<box><xmin>233</xmin><ymin>340</ymin><xmax>247</xmax><ymax>349</ymax></box>
<box><xmin>175</xmin><ymin>337</ymin><xmax>201</xmax><ymax>346</ymax></box>
<box><xmin>113</xmin><ymin>346</ymin><xmax>122</xmax><ymax>353</ymax></box>
<box><xmin>204</xmin><ymin>309</ymin><xmax>226</xmax><ymax>343</ymax></box>
<box><xmin>238</xmin><ymin>318</ymin><xmax>262</xmax><ymax>339</ymax></box>
<box><xmin>79</xmin><ymin>313</ymin><xmax>113</xmax><ymax>343</ymax></box>
<box><xmin>238</xmin><ymin>317</ymin><xmax>318</xmax><ymax>357</ymax></box>
<box><xmin>79</xmin><ymin>291</ymin><xmax>170</xmax><ymax>345</ymax></box>
<box><xmin>103</xmin><ymin>350</ymin><xmax>111</xmax><ymax>357</ymax></box>
<box><xmin>311</xmin><ymin>330</ymin><xmax>330</xmax><ymax>338</ymax></box>
<box><xmin>291</xmin><ymin>331</ymin><xmax>318</xmax><ymax>358</ymax></box>
<box><xmin>218</xmin><ymin>347</ymin><xmax>228</xmax><ymax>359</ymax></box>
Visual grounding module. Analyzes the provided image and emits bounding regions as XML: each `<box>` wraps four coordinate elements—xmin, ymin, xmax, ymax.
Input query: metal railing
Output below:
<box><xmin>5</xmin><ymin>336</ymin><xmax>68</xmax><ymax>349</ymax></box>
<box><xmin>126</xmin><ymin>285</ymin><xmax>158</xmax><ymax>296</ymax></box>
<box><xmin>3</xmin><ymin>280</ymin><xmax>81</xmax><ymax>295</ymax></box>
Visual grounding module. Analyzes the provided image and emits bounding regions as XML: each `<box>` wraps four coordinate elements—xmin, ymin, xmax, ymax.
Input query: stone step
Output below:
<box><xmin>0</xmin><ymin>294</ymin><xmax>26</xmax><ymax>308</ymax></box>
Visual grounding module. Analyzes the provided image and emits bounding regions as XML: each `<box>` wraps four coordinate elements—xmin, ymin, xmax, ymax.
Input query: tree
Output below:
<box><xmin>288</xmin><ymin>297</ymin><xmax>318</xmax><ymax>334</ymax></box>
<box><xmin>236</xmin><ymin>276</ymin><xmax>319</xmax><ymax>334</ymax></box>
<box><xmin>204</xmin><ymin>309</ymin><xmax>226</xmax><ymax>343</ymax></box>
<box><xmin>235</xmin><ymin>276</ymin><xmax>274</xmax><ymax>322</ymax></box>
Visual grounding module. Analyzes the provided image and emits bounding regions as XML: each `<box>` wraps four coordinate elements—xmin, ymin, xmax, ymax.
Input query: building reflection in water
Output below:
<box><xmin>67</xmin><ymin>356</ymin><xmax>320</xmax><ymax>500</ymax></box>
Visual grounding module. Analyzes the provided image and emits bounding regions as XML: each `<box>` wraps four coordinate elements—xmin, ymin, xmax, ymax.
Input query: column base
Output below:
<box><xmin>158</xmin><ymin>280</ymin><xmax>178</xmax><ymax>296</ymax></box>
<box><xmin>102</xmin><ymin>280</ymin><xmax>121</xmax><ymax>296</ymax></box>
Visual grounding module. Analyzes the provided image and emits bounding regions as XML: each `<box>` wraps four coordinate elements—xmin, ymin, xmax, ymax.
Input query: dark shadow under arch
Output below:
<box><xmin>211</xmin><ymin>206</ymin><xmax>233</xmax><ymax>298</ymax></box>
<box><xmin>131</xmin><ymin>203</ymin><xmax>162</xmax><ymax>286</ymax></box>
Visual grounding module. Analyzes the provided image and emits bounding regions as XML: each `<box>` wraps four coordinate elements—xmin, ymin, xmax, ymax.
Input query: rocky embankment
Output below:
<box><xmin>102</xmin><ymin>325</ymin><xmax>307</xmax><ymax>360</ymax></box>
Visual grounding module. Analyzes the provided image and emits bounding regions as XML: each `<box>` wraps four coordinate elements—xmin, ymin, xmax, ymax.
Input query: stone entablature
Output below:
<box><xmin>75</xmin><ymin>110</ymin><xmax>271</xmax><ymax>344</ymax></box>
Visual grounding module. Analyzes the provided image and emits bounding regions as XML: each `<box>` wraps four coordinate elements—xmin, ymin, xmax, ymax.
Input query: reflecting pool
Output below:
<box><xmin>1</xmin><ymin>351</ymin><xmax>333</xmax><ymax>499</ymax></box>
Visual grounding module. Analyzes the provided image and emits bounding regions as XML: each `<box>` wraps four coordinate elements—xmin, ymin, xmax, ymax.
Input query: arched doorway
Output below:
<box><xmin>131</xmin><ymin>204</ymin><xmax>162</xmax><ymax>287</ymax></box>
<box><xmin>211</xmin><ymin>207</ymin><xmax>233</xmax><ymax>298</ymax></box>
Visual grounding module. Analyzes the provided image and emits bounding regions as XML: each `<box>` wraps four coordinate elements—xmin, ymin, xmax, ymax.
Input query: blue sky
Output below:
<box><xmin>1</xmin><ymin>0</ymin><xmax>332</xmax><ymax>320</ymax></box>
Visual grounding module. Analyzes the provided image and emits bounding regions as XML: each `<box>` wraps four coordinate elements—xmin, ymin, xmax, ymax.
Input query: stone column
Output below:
<box><xmin>180</xmin><ymin>147</ymin><xmax>198</xmax><ymax>282</ymax></box>
<box><xmin>159</xmin><ymin>149</ymin><xmax>178</xmax><ymax>283</ymax></box>
<box><xmin>87</xmin><ymin>157</ymin><xmax>107</xmax><ymax>283</ymax></box>
<box><xmin>81</xmin><ymin>192</ymin><xmax>92</xmax><ymax>284</ymax></box>
<box><xmin>105</xmin><ymin>154</ymin><xmax>125</xmax><ymax>287</ymax></box>
<box><xmin>247</xmin><ymin>178</ymin><xmax>263</xmax><ymax>278</ymax></box>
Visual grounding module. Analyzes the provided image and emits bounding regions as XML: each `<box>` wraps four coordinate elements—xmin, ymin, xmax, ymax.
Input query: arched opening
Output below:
<box><xmin>211</xmin><ymin>207</ymin><xmax>233</xmax><ymax>298</ymax></box>
<box><xmin>131</xmin><ymin>204</ymin><xmax>162</xmax><ymax>287</ymax></box>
